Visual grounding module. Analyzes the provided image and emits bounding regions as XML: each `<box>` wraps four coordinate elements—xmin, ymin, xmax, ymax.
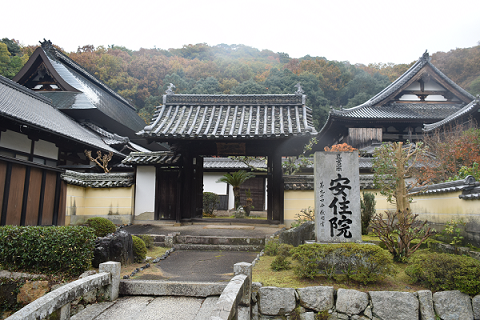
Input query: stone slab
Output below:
<box><xmin>369</xmin><ymin>291</ymin><xmax>419</xmax><ymax>320</ymax></box>
<box><xmin>70</xmin><ymin>302</ymin><xmax>114</xmax><ymax>320</ymax></box>
<box><xmin>119</xmin><ymin>280</ymin><xmax>226</xmax><ymax>297</ymax></box>
<box><xmin>314</xmin><ymin>151</ymin><xmax>361</xmax><ymax>243</ymax></box>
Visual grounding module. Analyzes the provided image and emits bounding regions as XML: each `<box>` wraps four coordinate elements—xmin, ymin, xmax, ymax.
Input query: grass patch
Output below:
<box><xmin>252</xmin><ymin>255</ymin><xmax>429</xmax><ymax>293</ymax></box>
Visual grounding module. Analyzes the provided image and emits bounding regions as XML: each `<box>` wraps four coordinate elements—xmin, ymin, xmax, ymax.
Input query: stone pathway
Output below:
<box><xmin>72</xmin><ymin>296</ymin><xmax>219</xmax><ymax>320</ymax></box>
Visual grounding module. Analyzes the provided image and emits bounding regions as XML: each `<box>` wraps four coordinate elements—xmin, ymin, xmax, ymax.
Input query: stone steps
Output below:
<box><xmin>133</xmin><ymin>234</ymin><xmax>265</xmax><ymax>251</ymax></box>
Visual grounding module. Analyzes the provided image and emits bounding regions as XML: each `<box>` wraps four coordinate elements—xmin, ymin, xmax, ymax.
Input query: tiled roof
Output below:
<box><xmin>82</xmin><ymin>122</ymin><xmax>130</xmax><ymax>146</ymax></box>
<box><xmin>410</xmin><ymin>176</ymin><xmax>480</xmax><ymax>199</ymax></box>
<box><xmin>204</xmin><ymin>157</ymin><xmax>267</xmax><ymax>169</ymax></box>
<box><xmin>283</xmin><ymin>174</ymin><xmax>375</xmax><ymax>190</ymax></box>
<box><xmin>139</xmin><ymin>94</ymin><xmax>317</xmax><ymax>140</ymax></box>
<box><xmin>15</xmin><ymin>41</ymin><xmax>146</xmax><ymax>134</ymax></box>
<box><xmin>61</xmin><ymin>170</ymin><xmax>134</xmax><ymax>188</ymax></box>
<box><xmin>122</xmin><ymin>151</ymin><xmax>181</xmax><ymax>165</ymax></box>
<box><xmin>424</xmin><ymin>99</ymin><xmax>480</xmax><ymax>132</ymax></box>
<box><xmin>337</xmin><ymin>52</ymin><xmax>474</xmax><ymax>112</ymax></box>
<box><xmin>0</xmin><ymin>75</ymin><xmax>122</xmax><ymax>156</ymax></box>
<box><xmin>330</xmin><ymin>103</ymin><xmax>463</xmax><ymax>121</ymax></box>
<box><xmin>284</xmin><ymin>175</ymin><xmax>314</xmax><ymax>190</ymax></box>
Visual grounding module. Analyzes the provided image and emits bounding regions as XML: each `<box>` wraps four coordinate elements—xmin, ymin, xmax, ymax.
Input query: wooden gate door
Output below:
<box><xmin>155</xmin><ymin>169</ymin><xmax>178</xmax><ymax>220</ymax></box>
<box><xmin>239</xmin><ymin>176</ymin><xmax>265</xmax><ymax>211</ymax></box>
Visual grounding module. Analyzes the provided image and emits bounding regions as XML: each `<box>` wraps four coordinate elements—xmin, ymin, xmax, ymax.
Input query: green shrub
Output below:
<box><xmin>0</xmin><ymin>226</ymin><xmax>95</xmax><ymax>276</ymax></box>
<box><xmin>85</xmin><ymin>217</ymin><xmax>116</xmax><ymax>237</ymax></box>
<box><xmin>270</xmin><ymin>255</ymin><xmax>291</xmax><ymax>271</ymax></box>
<box><xmin>278</xmin><ymin>243</ymin><xmax>294</xmax><ymax>257</ymax></box>
<box><xmin>264</xmin><ymin>238</ymin><xmax>280</xmax><ymax>256</ymax></box>
<box><xmin>405</xmin><ymin>251</ymin><xmax>480</xmax><ymax>295</ymax></box>
<box><xmin>361</xmin><ymin>192</ymin><xmax>376</xmax><ymax>235</ymax></box>
<box><xmin>132</xmin><ymin>236</ymin><xmax>147</xmax><ymax>263</ymax></box>
<box><xmin>291</xmin><ymin>243</ymin><xmax>395</xmax><ymax>284</ymax></box>
<box><xmin>269</xmin><ymin>244</ymin><xmax>293</xmax><ymax>271</ymax></box>
<box><xmin>203</xmin><ymin>192</ymin><xmax>219</xmax><ymax>216</ymax></box>
<box><xmin>139</xmin><ymin>235</ymin><xmax>154</xmax><ymax>249</ymax></box>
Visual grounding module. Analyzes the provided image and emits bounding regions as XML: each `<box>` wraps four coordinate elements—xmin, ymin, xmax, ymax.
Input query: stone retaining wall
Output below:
<box><xmin>252</xmin><ymin>285</ymin><xmax>480</xmax><ymax>320</ymax></box>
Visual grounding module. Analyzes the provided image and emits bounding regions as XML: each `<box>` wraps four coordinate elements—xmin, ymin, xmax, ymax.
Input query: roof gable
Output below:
<box><xmin>0</xmin><ymin>74</ymin><xmax>122</xmax><ymax>156</ymax></box>
<box><xmin>12</xmin><ymin>40</ymin><xmax>147</xmax><ymax>134</ymax></box>
<box><xmin>349</xmin><ymin>52</ymin><xmax>474</xmax><ymax>110</ymax></box>
<box><xmin>13</xmin><ymin>47</ymin><xmax>80</xmax><ymax>93</ymax></box>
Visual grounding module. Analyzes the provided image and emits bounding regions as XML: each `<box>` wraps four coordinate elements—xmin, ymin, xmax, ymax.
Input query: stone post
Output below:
<box><xmin>99</xmin><ymin>261</ymin><xmax>121</xmax><ymax>301</ymax></box>
<box><xmin>234</xmin><ymin>262</ymin><xmax>252</xmax><ymax>305</ymax></box>
<box><xmin>165</xmin><ymin>235</ymin><xmax>174</xmax><ymax>247</ymax></box>
<box><xmin>59</xmin><ymin>302</ymin><xmax>70</xmax><ymax>320</ymax></box>
<box><xmin>234</xmin><ymin>262</ymin><xmax>252</xmax><ymax>320</ymax></box>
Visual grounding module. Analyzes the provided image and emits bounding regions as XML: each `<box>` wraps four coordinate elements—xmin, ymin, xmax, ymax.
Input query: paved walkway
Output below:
<box><xmin>72</xmin><ymin>296</ymin><xmax>218</xmax><ymax>320</ymax></box>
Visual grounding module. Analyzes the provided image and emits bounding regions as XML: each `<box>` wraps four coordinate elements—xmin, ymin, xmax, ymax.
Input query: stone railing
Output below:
<box><xmin>6</xmin><ymin>262</ymin><xmax>120</xmax><ymax>320</ymax></box>
<box><xmin>209</xmin><ymin>262</ymin><xmax>252</xmax><ymax>320</ymax></box>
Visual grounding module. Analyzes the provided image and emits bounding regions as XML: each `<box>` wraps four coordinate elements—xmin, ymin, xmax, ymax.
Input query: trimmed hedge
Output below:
<box><xmin>132</xmin><ymin>236</ymin><xmax>147</xmax><ymax>263</ymax></box>
<box><xmin>291</xmin><ymin>243</ymin><xmax>395</xmax><ymax>284</ymax></box>
<box><xmin>405</xmin><ymin>251</ymin><xmax>480</xmax><ymax>295</ymax></box>
<box><xmin>85</xmin><ymin>217</ymin><xmax>116</xmax><ymax>237</ymax></box>
<box><xmin>0</xmin><ymin>226</ymin><xmax>96</xmax><ymax>277</ymax></box>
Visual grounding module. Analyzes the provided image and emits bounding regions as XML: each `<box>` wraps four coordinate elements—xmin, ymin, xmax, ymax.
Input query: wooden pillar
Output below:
<box><xmin>267</xmin><ymin>156</ymin><xmax>273</xmax><ymax>221</ymax></box>
<box><xmin>175</xmin><ymin>170</ymin><xmax>182</xmax><ymax>224</ymax></box>
<box><xmin>194</xmin><ymin>156</ymin><xmax>204</xmax><ymax>219</ymax></box>
<box><xmin>182</xmin><ymin>152</ymin><xmax>195</xmax><ymax>221</ymax></box>
<box><xmin>271</xmin><ymin>152</ymin><xmax>284</xmax><ymax>223</ymax></box>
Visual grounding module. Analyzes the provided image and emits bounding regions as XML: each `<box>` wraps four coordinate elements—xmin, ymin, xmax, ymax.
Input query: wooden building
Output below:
<box><xmin>125</xmin><ymin>90</ymin><xmax>317</xmax><ymax>224</ymax></box>
<box><xmin>12</xmin><ymin>40</ymin><xmax>164</xmax><ymax>163</ymax></box>
<box><xmin>316</xmin><ymin>52</ymin><xmax>476</xmax><ymax>150</ymax></box>
<box><xmin>0</xmin><ymin>74</ymin><xmax>125</xmax><ymax>226</ymax></box>
<box><xmin>0</xmin><ymin>40</ymin><xmax>162</xmax><ymax>226</ymax></box>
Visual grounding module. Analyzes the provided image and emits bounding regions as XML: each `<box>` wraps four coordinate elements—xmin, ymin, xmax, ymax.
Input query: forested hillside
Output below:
<box><xmin>2</xmin><ymin>38</ymin><xmax>479</xmax><ymax>128</ymax></box>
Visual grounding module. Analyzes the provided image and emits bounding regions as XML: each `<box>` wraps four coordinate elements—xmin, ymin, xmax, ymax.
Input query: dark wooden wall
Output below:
<box><xmin>239</xmin><ymin>176</ymin><xmax>266</xmax><ymax>211</ymax></box>
<box><xmin>0</xmin><ymin>157</ymin><xmax>66</xmax><ymax>226</ymax></box>
<box><xmin>347</xmin><ymin>128</ymin><xmax>382</xmax><ymax>149</ymax></box>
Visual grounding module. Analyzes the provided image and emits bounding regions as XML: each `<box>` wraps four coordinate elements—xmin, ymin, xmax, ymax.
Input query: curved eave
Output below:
<box><xmin>138</xmin><ymin>131</ymin><xmax>316</xmax><ymax>141</ymax></box>
<box><xmin>424</xmin><ymin>99</ymin><xmax>480</xmax><ymax>132</ymax></box>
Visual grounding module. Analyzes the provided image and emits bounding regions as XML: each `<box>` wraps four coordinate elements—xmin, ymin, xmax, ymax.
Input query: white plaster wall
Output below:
<box><xmin>0</xmin><ymin>130</ymin><xmax>31</xmax><ymax>153</ymax></box>
<box><xmin>134</xmin><ymin>166</ymin><xmax>156</xmax><ymax>216</ymax></box>
<box><xmin>424</xmin><ymin>82</ymin><xmax>444</xmax><ymax>90</ymax></box>
<box><xmin>204</xmin><ymin>172</ymin><xmax>228</xmax><ymax>195</ymax></box>
<box><xmin>425</xmin><ymin>95</ymin><xmax>447</xmax><ymax>101</ymax></box>
<box><xmin>399</xmin><ymin>94</ymin><xmax>420</xmax><ymax>101</ymax></box>
<box><xmin>34</xmin><ymin>139</ymin><xmax>58</xmax><ymax>159</ymax></box>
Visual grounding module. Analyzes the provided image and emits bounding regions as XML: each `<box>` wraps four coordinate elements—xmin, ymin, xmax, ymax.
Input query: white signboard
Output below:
<box><xmin>314</xmin><ymin>151</ymin><xmax>361</xmax><ymax>243</ymax></box>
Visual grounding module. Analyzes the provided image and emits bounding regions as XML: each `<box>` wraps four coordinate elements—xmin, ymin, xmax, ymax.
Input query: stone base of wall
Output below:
<box><xmin>252</xmin><ymin>285</ymin><xmax>479</xmax><ymax>320</ymax></box>
<box><xmin>68</xmin><ymin>214</ymin><xmax>133</xmax><ymax>226</ymax></box>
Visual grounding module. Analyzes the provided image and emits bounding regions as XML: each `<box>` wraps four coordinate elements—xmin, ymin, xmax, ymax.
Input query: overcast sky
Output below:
<box><xmin>3</xmin><ymin>0</ymin><xmax>479</xmax><ymax>65</ymax></box>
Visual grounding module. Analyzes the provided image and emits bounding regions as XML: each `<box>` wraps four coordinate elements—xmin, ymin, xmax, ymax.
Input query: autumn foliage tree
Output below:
<box><xmin>324</xmin><ymin>143</ymin><xmax>357</xmax><ymax>152</ymax></box>
<box><xmin>417</xmin><ymin>122</ymin><xmax>480</xmax><ymax>184</ymax></box>
<box><xmin>371</xmin><ymin>142</ymin><xmax>434</xmax><ymax>261</ymax></box>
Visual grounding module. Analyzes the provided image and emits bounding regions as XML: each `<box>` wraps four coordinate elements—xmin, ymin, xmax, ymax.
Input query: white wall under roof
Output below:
<box><xmin>34</xmin><ymin>139</ymin><xmax>58</xmax><ymax>160</ymax></box>
<box><xmin>0</xmin><ymin>130</ymin><xmax>31</xmax><ymax>154</ymax></box>
<box><xmin>135</xmin><ymin>166</ymin><xmax>156</xmax><ymax>216</ymax></box>
<box><xmin>204</xmin><ymin>172</ymin><xmax>228</xmax><ymax>195</ymax></box>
